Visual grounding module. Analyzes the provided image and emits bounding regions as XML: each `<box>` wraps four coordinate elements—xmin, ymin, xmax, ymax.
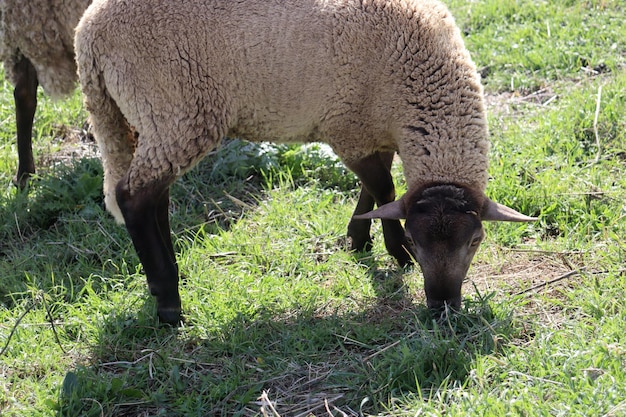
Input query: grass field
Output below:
<box><xmin>1</xmin><ymin>0</ymin><xmax>625</xmax><ymax>416</ymax></box>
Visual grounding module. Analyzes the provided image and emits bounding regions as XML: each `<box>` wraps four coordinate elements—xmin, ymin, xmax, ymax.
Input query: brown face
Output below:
<box><xmin>352</xmin><ymin>182</ymin><xmax>537</xmax><ymax>312</ymax></box>
<box><xmin>403</xmin><ymin>186</ymin><xmax>485</xmax><ymax>310</ymax></box>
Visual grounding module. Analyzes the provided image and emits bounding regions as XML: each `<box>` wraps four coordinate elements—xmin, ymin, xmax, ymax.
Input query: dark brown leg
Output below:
<box><xmin>13</xmin><ymin>56</ymin><xmax>38</xmax><ymax>189</ymax></box>
<box><xmin>347</xmin><ymin>186</ymin><xmax>376</xmax><ymax>252</ymax></box>
<box><xmin>346</xmin><ymin>152</ymin><xmax>413</xmax><ymax>266</ymax></box>
<box><xmin>116</xmin><ymin>180</ymin><xmax>182</xmax><ymax>324</ymax></box>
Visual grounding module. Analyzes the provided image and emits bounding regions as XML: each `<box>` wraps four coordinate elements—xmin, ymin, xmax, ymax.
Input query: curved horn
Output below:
<box><xmin>482</xmin><ymin>197</ymin><xmax>538</xmax><ymax>222</ymax></box>
<box><xmin>352</xmin><ymin>199</ymin><xmax>406</xmax><ymax>220</ymax></box>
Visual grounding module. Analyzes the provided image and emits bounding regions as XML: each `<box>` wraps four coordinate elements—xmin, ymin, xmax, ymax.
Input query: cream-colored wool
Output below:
<box><xmin>0</xmin><ymin>0</ymin><xmax>91</xmax><ymax>97</ymax></box>
<box><xmin>75</xmin><ymin>0</ymin><xmax>489</xmax><ymax>224</ymax></box>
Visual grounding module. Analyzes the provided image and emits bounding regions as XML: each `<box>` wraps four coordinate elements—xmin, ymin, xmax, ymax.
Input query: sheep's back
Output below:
<box><xmin>78</xmin><ymin>0</ymin><xmax>489</xmax><ymax>189</ymax></box>
<box><xmin>79</xmin><ymin>0</ymin><xmax>357</xmax><ymax>141</ymax></box>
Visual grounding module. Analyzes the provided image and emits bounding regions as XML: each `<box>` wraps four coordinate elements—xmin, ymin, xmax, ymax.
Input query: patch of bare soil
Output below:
<box><xmin>37</xmin><ymin>122</ymin><xmax>98</xmax><ymax>170</ymax></box>
<box><xmin>466</xmin><ymin>244</ymin><xmax>592</xmax><ymax>328</ymax></box>
<box><xmin>250</xmin><ymin>371</ymin><xmax>359</xmax><ymax>417</ymax></box>
<box><xmin>483</xmin><ymin>87</ymin><xmax>560</xmax><ymax>118</ymax></box>
<box><xmin>469</xmin><ymin>246</ymin><xmax>584</xmax><ymax>295</ymax></box>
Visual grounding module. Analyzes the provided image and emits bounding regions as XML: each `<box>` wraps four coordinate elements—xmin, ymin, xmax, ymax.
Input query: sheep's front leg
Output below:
<box><xmin>346</xmin><ymin>151</ymin><xmax>414</xmax><ymax>266</ymax></box>
<box><xmin>116</xmin><ymin>180</ymin><xmax>182</xmax><ymax>324</ymax></box>
<box><xmin>12</xmin><ymin>56</ymin><xmax>38</xmax><ymax>189</ymax></box>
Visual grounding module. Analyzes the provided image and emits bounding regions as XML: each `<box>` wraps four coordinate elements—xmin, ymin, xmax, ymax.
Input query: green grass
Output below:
<box><xmin>1</xmin><ymin>1</ymin><xmax>625</xmax><ymax>415</ymax></box>
<box><xmin>448</xmin><ymin>0</ymin><xmax>626</xmax><ymax>92</ymax></box>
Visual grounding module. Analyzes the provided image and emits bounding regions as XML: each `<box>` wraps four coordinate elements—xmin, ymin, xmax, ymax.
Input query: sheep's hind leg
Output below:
<box><xmin>346</xmin><ymin>151</ymin><xmax>414</xmax><ymax>267</ymax></box>
<box><xmin>12</xmin><ymin>56</ymin><xmax>38</xmax><ymax>189</ymax></box>
<box><xmin>116</xmin><ymin>180</ymin><xmax>182</xmax><ymax>325</ymax></box>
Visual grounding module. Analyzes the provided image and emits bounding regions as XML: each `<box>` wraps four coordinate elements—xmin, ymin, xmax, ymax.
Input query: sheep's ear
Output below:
<box><xmin>353</xmin><ymin>199</ymin><xmax>406</xmax><ymax>220</ymax></box>
<box><xmin>482</xmin><ymin>197</ymin><xmax>537</xmax><ymax>222</ymax></box>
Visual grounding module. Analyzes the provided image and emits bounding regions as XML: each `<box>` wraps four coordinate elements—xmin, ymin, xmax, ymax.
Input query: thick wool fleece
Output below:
<box><xmin>0</xmin><ymin>0</ymin><xmax>92</xmax><ymax>97</ymax></box>
<box><xmin>76</xmin><ymin>0</ymin><xmax>489</xmax><ymax>223</ymax></box>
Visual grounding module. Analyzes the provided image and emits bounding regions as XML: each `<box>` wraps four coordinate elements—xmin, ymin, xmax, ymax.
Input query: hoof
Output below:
<box><xmin>12</xmin><ymin>173</ymin><xmax>30</xmax><ymax>190</ymax></box>
<box><xmin>391</xmin><ymin>245</ymin><xmax>414</xmax><ymax>267</ymax></box>
<box><xmin>384</xmin><ymin>231</ymin><xmax>415</xmax><ymax>267</ymax></box>
<box><xmin>348</xmin><ymin>235</ymin><xmax>373</xmax><ymax>253</ymax></box>
<box><xmin>157</xmin><ymin>306</ymin><xmax>183</xmax><ymax>326</ymax></box>
<box><xmin>395</xmin><ymin>252</ymin><xmax>414</xmax><ymax>268</ymax></box>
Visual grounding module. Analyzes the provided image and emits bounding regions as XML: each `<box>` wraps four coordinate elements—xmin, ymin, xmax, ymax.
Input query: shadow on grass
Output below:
<box><xmin>0</xmin><ymin>158</ymin><xmax>112</xmax><ymax>305</ymax></box>
<box><xmin>55</xmin><ymin>271</ymin><xmax>514</xmax><ymax>417</ymax></box>
<box><xmin>0</xmin><ymin>142</ymin><xmax>513</xmax><ymax>416</ymax></box>
<box><xmin>0</xmin><ymin>139</ymin><xmax>295</xmax><ymax>308</ymax></box>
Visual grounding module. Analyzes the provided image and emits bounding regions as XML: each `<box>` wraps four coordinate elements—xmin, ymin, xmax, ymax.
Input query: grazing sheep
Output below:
<box><xmin>75</xmin><ymin>0</ymin><xmax>537</xmax><ymax>324</ymax></box>
<box><xmin>0</xmin><ymin>0</ymin><xmax>92</xmax><ymax>188</ymax></box>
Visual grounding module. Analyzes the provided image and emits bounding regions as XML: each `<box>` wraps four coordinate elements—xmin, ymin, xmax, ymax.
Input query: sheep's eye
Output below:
<box><xmin>470</xmin><ymin>236</ymin><xmax>482</xmax><ymax>247</ymax></box>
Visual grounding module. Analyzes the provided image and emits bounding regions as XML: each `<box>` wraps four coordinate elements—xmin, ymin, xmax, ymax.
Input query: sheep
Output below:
<box><xmin>75</xmin><ymin>0</ymin><xmax>538</xmax><ymax>324</ymax></box>
<box><xmin>0</xmin><ymin>0</ymin><xmax>92</xmax><ymax>188</ymax></box>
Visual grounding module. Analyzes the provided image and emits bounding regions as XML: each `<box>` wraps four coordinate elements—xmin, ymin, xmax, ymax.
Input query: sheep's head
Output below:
<box><xmin>354</xmin><ymin>184</ymin><xmax>536</xmax><ymax>312</ymax></box>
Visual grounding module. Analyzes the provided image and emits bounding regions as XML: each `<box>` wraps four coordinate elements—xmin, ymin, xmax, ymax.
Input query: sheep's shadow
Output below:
<box><xmin>57</xmin><ymin>265</ymin><xmax>511</xmax><ymax>417</ymax></box>
<box><xmin>0</xmin><ymin>142</ymin><xmax>511</xmax><ymax>415</ymax></box>
<box><xmin>0</xmin><ymin>157</ymin><xmax>109</xmax><ymax>302</ymax></box>
<box><xmin>0</xmin><ymin>140</ymin><xmax>284</xmax><ymax>307</ymax></box>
